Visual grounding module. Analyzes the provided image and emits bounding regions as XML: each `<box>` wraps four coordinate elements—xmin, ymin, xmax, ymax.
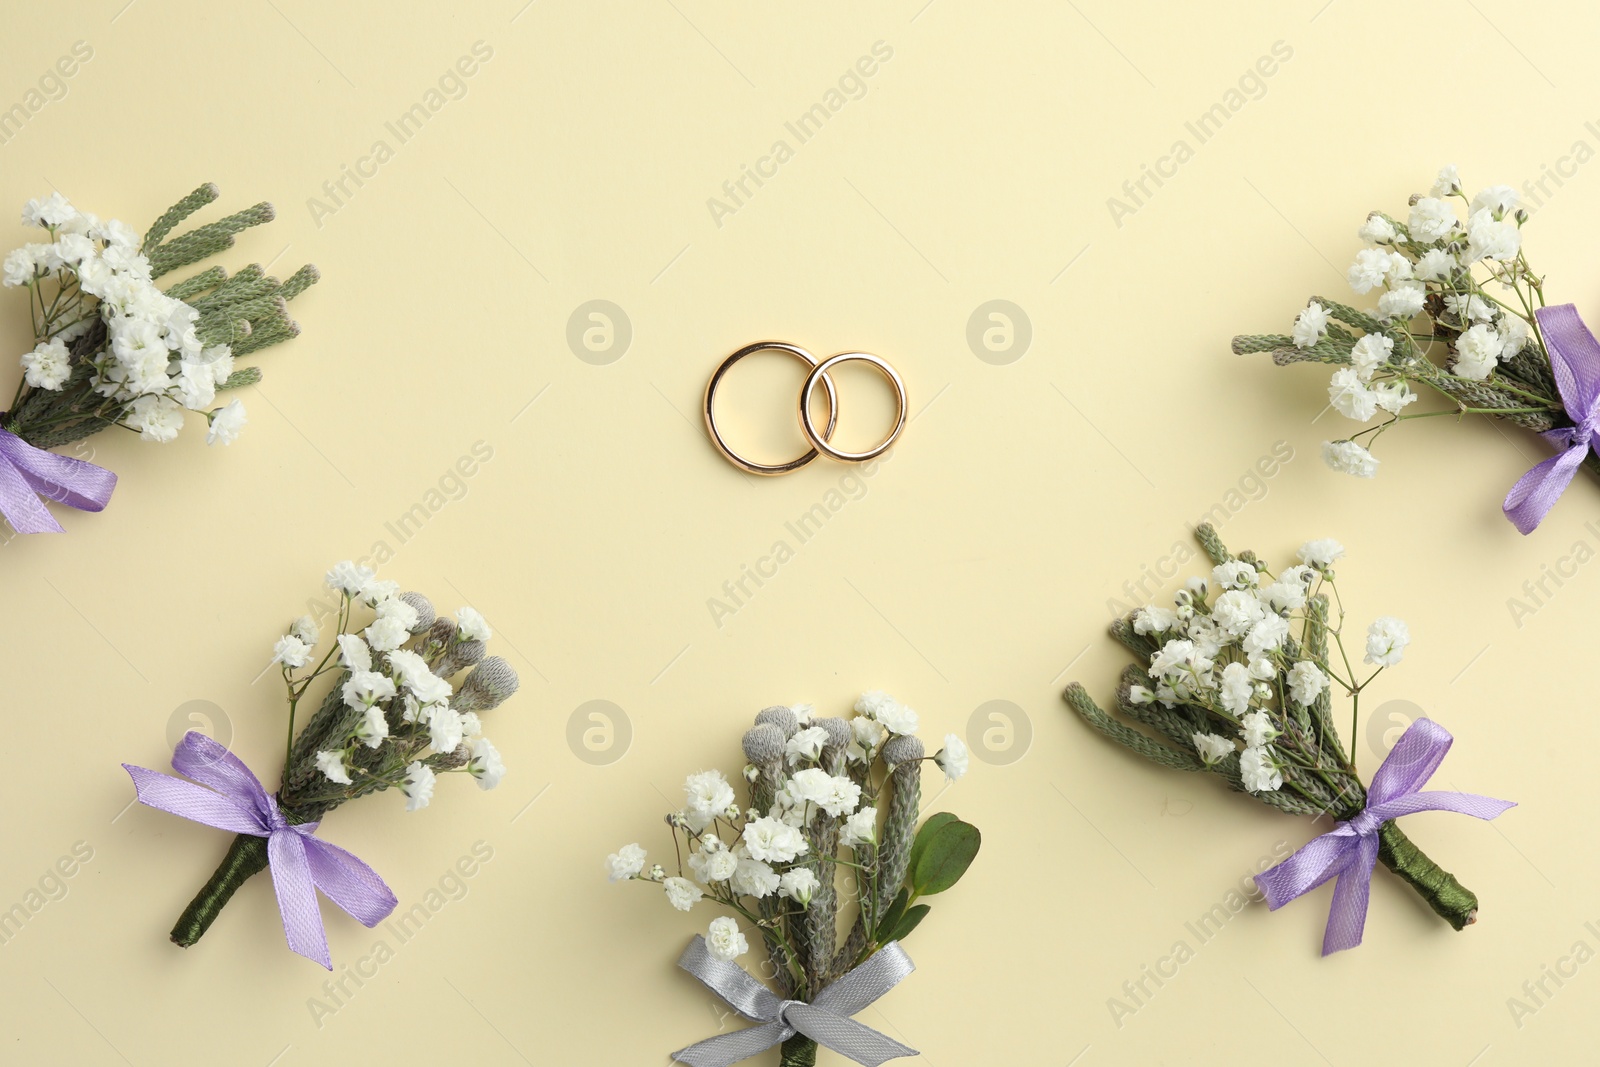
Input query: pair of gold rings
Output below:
<box><xmin>702</xmin><ymin>341</ymin><xmax>907</xmax><ymax>476</ymax></box>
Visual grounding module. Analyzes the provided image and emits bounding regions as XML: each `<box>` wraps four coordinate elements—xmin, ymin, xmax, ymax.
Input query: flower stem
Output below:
<box><xmin>1377</xmin><ymin>820</ymin><xmax>1478</xmax><ymax>931</ymax></box>
<box><xmin>779</xmin><ymin>1035</ymin><xmax>818</xmax><ymax>1067</ymax></box>
<box><xmin>169</xmin><ymin>832</ymin><xmax>269</xmax><ymax>948</ymax></box>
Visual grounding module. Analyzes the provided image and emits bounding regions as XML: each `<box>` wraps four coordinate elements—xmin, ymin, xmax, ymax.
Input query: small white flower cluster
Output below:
<box><xmin>1287</xmin><ymin>166</ymin><xmax>1537</xmax><ymax>479</ymax></box>
<box><xmin>1129</xmin><ymin>539</ymin><xmax>1406</xmax><ymax>795</ymax></box>
<box><xmin>4</xmin><ymin>192</ymin><xmax>245</xmax><ymax>444</ymax></box>
<box><xmin>275</xmin><ymin>560</ymin><xmax>507</xmax><ymax>811</ymax></box>
<box><xmin>608</xmin><ymin>692</ymin><xmax>965</xmax><ymax>964</ymax></box>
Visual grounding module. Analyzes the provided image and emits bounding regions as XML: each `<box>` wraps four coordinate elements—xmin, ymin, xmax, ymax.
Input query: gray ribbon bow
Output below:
<box><xmin>671</xmin><ymin>935</ymin><xmax>920</xmax><ymax>1066</ymax></box>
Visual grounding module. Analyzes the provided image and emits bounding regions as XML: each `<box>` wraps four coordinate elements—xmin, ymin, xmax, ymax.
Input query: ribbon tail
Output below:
<box><xmin>676</xmin><ymin>936</ymin><xmax>784</xmax><ymax>1021</ymax></box>
<box><xmin>4</xmin><ymin>436</ymin><xmax>116</xmax><ymax>514</ymax></box>
<box><xmin>1503</xmin><ymin>442</ymin><xmax>1588</xmax><ymax>535</ymax></box>
<box><xmin>300</xmin><ymin>835</ymin><xmax>398</xmax><ymax>928</ymax></box>
<box><xmin>121</xmin><ymin>764</ymin><xmax>271</xmax><ymax>836</ymax></box>
<box><xmin>1253</xmin><ymin>833</ymin><xmax>1355</xmax><ymax>911</ymax></box>
<box><xmin>267</xmin><ymin>831</ymin><xmax>331</xmax><ymax>969</ymax></box>
<box><xmin>669</xmin><ymin>1021</ymin><xmax>792</xmax><ymax>1067</ymax></box>
<box><xmin>786</xmin><ymin>1003</ymin><xmax>919</xmax><ymax>1066</ymax></box>
<box><xmin>1321</xmin><ymin>834</ymin><xmax>1380</xmax><ymax>955</ymax></box>
<box><xmin>1365</xmin><ymin>790</ymin><xmax>1517</xmax><ymax>824</ymax></box>
<box><xmin>0</xmin><ymin>447</ymin><xmax>62</xmax><ymax>533</ymax></box>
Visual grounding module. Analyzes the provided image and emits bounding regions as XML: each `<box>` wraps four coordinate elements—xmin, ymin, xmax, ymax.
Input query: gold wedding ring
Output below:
<box><xmin>703</xmin><ymin>341</ymin><xmax>907</xmax><ymax>476</ymax></box>
<box><xmin>704</xmin><ymin>341</ymin><xmax>838</xmax><ymax>476</ymax></box>
<box><xmin>799</xmin><ymin>352</ymin><xmax>906</xmax><ymax>464</ymax></box>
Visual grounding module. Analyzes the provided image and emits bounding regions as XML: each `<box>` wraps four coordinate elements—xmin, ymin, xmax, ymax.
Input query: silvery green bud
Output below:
<box><xmin>754</xmin><ymin>705</ymin><xmax>798</xmax><ymax>738</ymax></box>
<box><xmin>741</xmin><ymin>723</ymin><xmax>786</xmax><ymax>766</ymax></box>
<box><xmin>453</xmin><ymin>656</ymin><xmax>518</xmax><ymax>713</ymax></box>
<box><xmin>399</xmin><ymin>592</ymin><xmax>436</xmax><ymax>634</ymax></box>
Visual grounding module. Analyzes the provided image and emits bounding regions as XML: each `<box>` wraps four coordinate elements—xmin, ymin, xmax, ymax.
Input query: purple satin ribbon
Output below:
<box><xmin>1253</xmin><ymin>718</ymin><xmax>1513</xmax><ymax>955</ymax></box>
<box><xmin>1503</xmin><ymin>304</ymin><xmax>1600</xmax><ymax>534</ymax></box>
<box><xmin>0</xmin><ymin>426</ymin><xmax>115</xmax><ymax>533</ymax></box>
<box><xmin>122</xmin><ymin>731</ymin><xmax>397</xmax><ymax>969</ymax></box>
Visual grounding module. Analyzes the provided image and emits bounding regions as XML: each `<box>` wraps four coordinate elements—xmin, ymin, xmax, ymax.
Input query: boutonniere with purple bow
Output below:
<box><xmin>606</xmin><ymin>696</ymin><xmax>978</xmax><ymax>1066</ymax></box>
<box><xmin>1234</xmin><ymin>164</ymin><xmax>1600</xmax><ymax>534</ymax></box>
<box><xmin>1065</xmin><ymin>525</ymin><xmax>1513</xmax><ymax>954</ymax></box>
<box><xmin>1</xmin><ymin>185</ymin><xmax>316</xmax><ymax>534</ymax></box>
<box><xmin>122</xmin><ymin>561</ymin><xmax>518</xmax><ymax>968</ymax></box>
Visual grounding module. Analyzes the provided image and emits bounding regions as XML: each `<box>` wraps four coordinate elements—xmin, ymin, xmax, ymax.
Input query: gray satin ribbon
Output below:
<box><xmin>671</xmin><ymin>935</ymin><xmax>920</xmax><ymax>1066</ymax></box>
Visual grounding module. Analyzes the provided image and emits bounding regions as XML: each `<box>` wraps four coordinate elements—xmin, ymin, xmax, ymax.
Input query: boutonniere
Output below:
<box><xmin>121</xmin><ymin>561</ymin><xmax>518</xmax><ymax>967</ymax></box>
<box><xmin>1235</xmin><ymin>165</ymin><xmax>1598</xmax><ymax>533</ymax></box>
<box><xmin>1</xmin><ymin>185</ymin><xmax>315</xmax><ymax>533</ymax></box>
<box><xmin>1065</xmin><ymin>525</ymin><xmax>1513</xmax><ymax>954</ymax></box>
<box><xmin>608</xmin><ymin>696</ymin><xmax>978</xmax><ymax>1066</ymax></box>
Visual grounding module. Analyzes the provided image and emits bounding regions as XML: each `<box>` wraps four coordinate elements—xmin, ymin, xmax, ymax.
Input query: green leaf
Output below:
<box><xmin>883</xmin><ymin>904</ymin><xmax>930</xmax><ymax>944</ymax></box>
<box><xmin>907</xmin><ymin>812</ymin><xmax>960</xmax><ymax>878</ymax></box>
<box><xmin>910</xmin><ymin>819</ymin><xmax>981</xmax><ymax>896</ymax></box>
<box><xmin>872</xmin><ymin>887</ymin><xmax>909</xmax><ymax>941</ymax></box>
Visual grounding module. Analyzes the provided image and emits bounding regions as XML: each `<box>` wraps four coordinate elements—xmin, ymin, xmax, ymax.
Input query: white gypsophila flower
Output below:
<box><xmin>1248</xmin><ymin>658</ymin><xmax>1276</xmax><ymax>680</ymax></box>
<box><xmin>853</xmin><ymin>690</ymin><xmax>897</xmax><ymax>716</ymax></box>
<box><xmin>22</xmin><ymin>192</ymin><xmax>75</xmax><ymax>228</ymax></box>
<box><xmin>706</xmin><ymin>915</ymin><xmax>749</xmax><ymax>961</ymax></box>
<box><xmin>1500</xmin><ymin>316</ymin><xmax>1531</xmax><ymax>358</ymax></box>
<box><xmin>840</xmin><ymin>807</ymin><xmax>878</xmax><ymax>848</ymax></box>
<box><xmin>1470</xmin><ymin>184</ymin><xmax>1519</xmax><ymax>218</ymax></box>
<box><xmin>1243</xmin><ymin>615</ymin><xmax>1289</xmax><ymax>657</ymax></box>
<box><xmin>337</xmin><ymin>633</ymin><xmax>372</xmax><ymax>672</ymax></box>
<box><xmin>354</xmin><ymin>704</ymin><xmax>389</xmax><ymax>749</ymax></box>
<box><xmin>1358</xmin><ymin>213</ymin><xmax>1396</xmax><ymax>244</ymax></box>
<box><xmin>455</xmin><ymin>606</ymin><xmax>492</xmax><ymax>642</ymax></box>
<box><xmin>2</xmin><ymin>247</ymin><xmax>37</xmax><ymax>287</ymax></box>
<box><xmin>1212</xmin><ymin>590</ymin><xmax>1265</xmax><ymax>638</ymax></box>
<box><xmin>1432</xmin><ymin>164</ymin><xmax>1461</xmax><ymax>197</ymax></box>
<box><xmin>1297</xmin><ymin>539</ymin><xmax>1345</xmax><ymax>568</ymax></box>
<box><xmin>873</xmin><ymin>699</ymin><xmax>919</xmax><ymax>736</ymax></box>
<box><xmin>126</xmin><ymin>394</ymin><xmax>184</xmax><ymax>442</ymax></box>
<box><xmin>290</xmin><ymin>615</ymin><xmax>318</xmax><ymax>644</ymax></box>
<box><xmin>1292</xmin><ymin>302</ymin><xmax>1330</xmax><ymax>349</ymax></box>
<box><xmin>1219</xmin><ymin>662</ymin><xmax>1254</xmax><ymax>715</ymax></box>
<box><xmin>326</xmin><ymin>561</ymin><xmax>375</xmax><ymax>597</ymax></box>
<box><xmin>743</xmin><ymin>815</ymin><xmax>807</xmax><ymax>863</ymax></box>
<box><xmin>1377</xmin><ymin>283</ymin><xmax>1426</xmax><ymax>322</ymax></box>
<box><xmin>458</xmin><ymin>711</ymin><xmax>482</xmax><ymax>738</ymax></box>
<box><xmin>779</xmin><ymin>868</ymin><xmax>820</xmax><ymax>906</ymax></box>
<box><xmin>1407</xmin><ymin>197</ymin><xmax>1457</xmax><ymax>243</ymax></box>
<box><xmin>1127</xmin><ymin>685</ymin><xmax>1154</xmax><ymax>705</ymax></box>
<box><xmin>468</xmin><ymin>737</ymin><xmax>505</xmax><ymax>790</ymax></box>
<box><xmin>342</xmin><ymin>670</ymin><xmax>397</xmax><ymax>710</ymax></box>
<box><xmin>1322</xmin><ymin>439</ymin><xmax>1379</xmax><ymax>478</ymax></box>
<box><xmin>936</xmin><ymin>734</ymin><xmax>969</xmax><ymax>781</ymax></box>
<box><xmin>360</xmin><ymin>579</ymin><xmax>400</xmax><ymax>607</ymax></box>
<box><xmin>1239</xmin><ymin>710</ymin><xmax>1279</xmax><ymax>748</ymax></box>
<box><xmin>1192</xmin><ymin>732</ymin><xmax>1234</xmax><ymax>766</ymax></box>
<box><xmin>1133</xmin><ymin>605</ymin><xmax>1180</xmax><ymax>635</ymax></box>
<box><xmin>402</xmin><ymin>761</ymin><xmax>436</xmax><ymax>812</ymax></box>
<box><xmin>1453</xmin><ymin>322</ymin><xmax>1504</xmax><ymax>380</ymax></box>
<box><xmin>364</xmin><ymin>615</ymin><xmax>410</xmax><ymax>653</ymax></box>
<box><xmin>1263</xmin><ymin>580</ymin><xmax>1306</xmax><ymax>614</ymax></box>
<box><xmin>684</xmin><ymin>771</ymin><xmax>737</xmax><ymax>832</ymax></box>
<box><xmin>315</xmin><ymin>750</ymin><xmax>352</xmax><ymax>785</ymax></box>
<box><xmin>273</xmin><ymin>634</ymin><xmax>313</xmax><ymax>669</ymax></box>
<box><xmin>205</xmin><ymin>399</ymin><xmax>246</xmax><ymax>446</ymax></box>
<box><xmin>1466</xmin><ymin>209</ymin><xmax>1520</xmax><ymax>263</ymax></box>
<box><xmin>1239</xmin><ymin>745</ymin><xmax>1283</xmax><ymax>792</ymax></box>
<box><xmin>663</xmin><ymin>876</ymin><xmax>702</xmax><ymax>912</ymax></box>
<box><xmin>1211</xmin><ymin>560</ymin><xmax>1257</xmax><ymax>591</ymax></box>
<box><xmin>730</xmin><ymin>855</ymin><xmax>780</xmax><ymax>898</ymax></box>
<box><xmin>427</xmin><ymin>705</ymin><xmax>465</xmax><ymax>754</ymax></box>
<box><xmin>606</xmin><ymin>843</ymin><xmax>646</xmax><ymax>882</ymax></box>
<box><xmin>688</xmin><ymin>840</ymin><xmax>739</xmax><ymax>884</ymax></box>
<box><xmin>789</xmin><ymin>702</ymin><xmax>814</xmax><ymax>724</ymax></box>
<box><xmin>1347</xmin><ymin>247</ymin><xmax>1392</xmax><ymax>294</ymax></box>
<box><xmin>1364</xmin><ymin>616</ymin><xmax>1410</xmax><ymax>667</ymax></box>
<box><xmin>1150</xmin><ymin>638</ymin><xmax>1201</xmax><ymax>680</ymax></box>
<box><xmin>1414</xmin><ymin>247</ymin><xmax>1457</xmax><ymax>282</ymax></box>
<box><xmin>1329</xmin><ymin>368</ymin><xmax>1379</xmax><ymax>422</ymax></box>
<box><xmin>1445</xmin><ymin>293</ymin><xmax>1496</xmax><ymax>324</ymax></box>
<box><xmin>1385</xmin><ymin>250</ymin><xmax>1412</xmax><ymax>282</ymax></box>
<box><xmin>20</xmin><ymin>338</ymin><xmax>70</xmax><ymax>390</ymax></box>
<box><xmin>1373</xmin><ymin>381</ymin><xmax>1416</xmax><ymax>416</ymax></box>
<box><xmin>791</xmin><ymin>768</ymin><xmax>862</xmax><ymax>817</ymax></box>
<box><xmin>785</xmin><ymin>726</ymin><xmax>830</xmax><ymax>765</ymax></box>
<box><xmin>1287</xmin><ymin>661</ymin><xmax>1329</xmax><ymax>705</ymax></box>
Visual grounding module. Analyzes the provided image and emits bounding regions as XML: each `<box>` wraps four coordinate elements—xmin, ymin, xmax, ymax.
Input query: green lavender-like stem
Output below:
<box><xmin>779</xmin><ymin>1035</ymin><xmax>818</xmax><ymax>1067</ymax></box>
<box><xmin>874</xmin><ymin>736</ymin><xmax>923</xmax><ymax>919</ymax></box>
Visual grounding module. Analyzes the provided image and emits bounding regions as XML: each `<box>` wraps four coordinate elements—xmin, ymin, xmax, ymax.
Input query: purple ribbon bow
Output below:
<box><xmin>0</xmin><ymin>425</ymin><xmax>115</xmax><ymax>533</ymax></box>
<box><xmin>122</xmin><ymin>731</ymin><xmax>397</xmax><ymax>969</ymax></box>
<box><xmin>1253</xmin><ymin>718</ymin><xmax>1513</xmax><ymax>955</ymax></box>
<box><xmin>1502</xmin><ymin>304</ymin><xmax>1600</xmax><ymax>534</ymax></box>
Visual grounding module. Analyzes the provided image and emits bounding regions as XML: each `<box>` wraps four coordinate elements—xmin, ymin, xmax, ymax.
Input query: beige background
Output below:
<box><xmin>0</xmin><ymin>1</ymin><xmax>1596</xmax><ymax>1063</ymax></box>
